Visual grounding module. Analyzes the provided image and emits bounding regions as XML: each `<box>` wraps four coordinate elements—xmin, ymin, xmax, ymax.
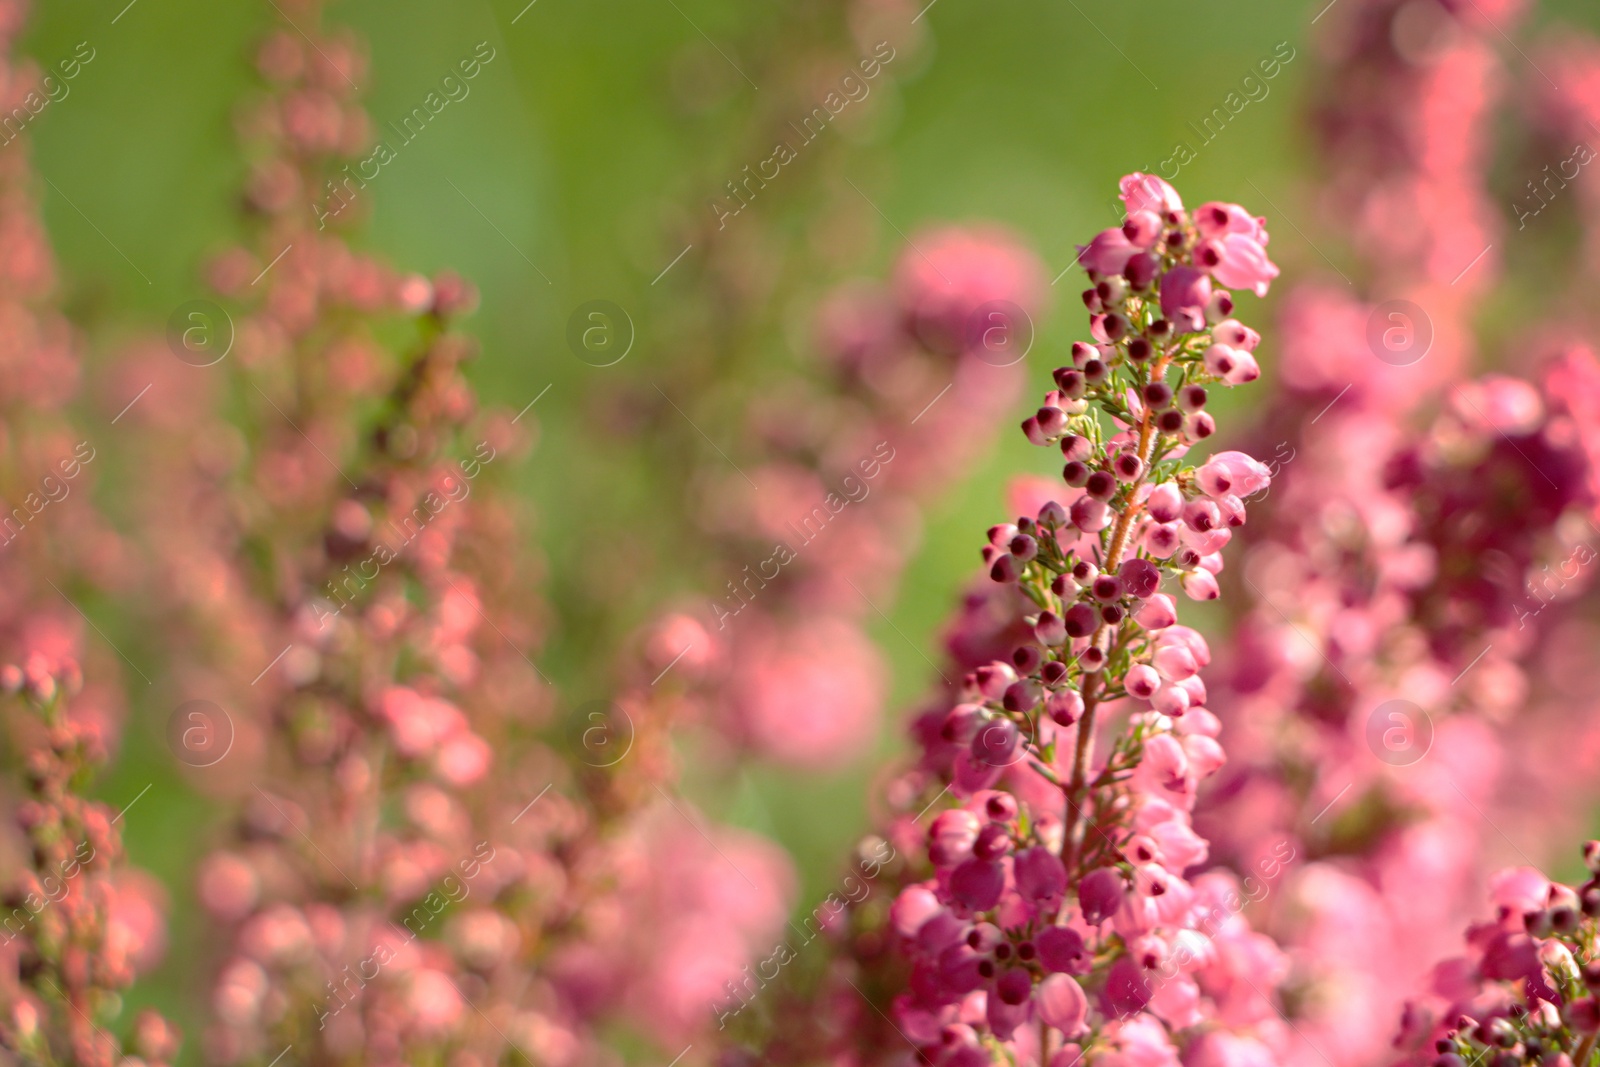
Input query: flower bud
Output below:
<box><xmin>1182</xmin><ymin>569</ymin><xmax>1220</xmax><ymax>600</ymax></box>
<box><xmin>1123</xmin><ymin>210</ymin><xmax>1162</xmax><ymax>248</ymax></box>
<box><xmin>972</xmin><ymin>718</ymin><xmax>1021</xmax><ymax>766</ymax></box>
<box><xmin>1125</xmin><ymin>252</ymin><xmax>1160</xmax><ymax>290</ymax></box>
<box><xmin>941</xmin><ymin>704</ymin><xmax>983</xmax><ymax>745</ymax></box>
<box><xmin>1052</xmin><ymin>371</ymin><xmax>1089</xmax><ymax>408</ymax></box>
<box><xmin>1126</xmin><ymin>664</ymin><xmax>1160</xmax><ymax>700</ymax></box>
<box><xmin>991</xmin><ymin>555</ymin><xmax>1021</xmax><ymax>583</ymax></box>
<box><xmin>1221</xmin><ymin>349</ymin><xmax>1260</xmax><ymax>385</ymax></box>
<box><xmin>1151</xmin><ymin>684</ymin><xmax>1190</xmax><ymax>716</ymax></box>
<box><xmin>950</xmin><ymin>858</ymin><xmax>1006</xmax><ymax>911</ymax></box>
<box><xmin>1010</xmin><ymin>534</ymin><xmax>1038</xmax><ymax>562</ymax></box>
<box><xmin>1014</xmin><ymin>847</ymin><xmax>1067</xmax><ymax>904</ymax></box>
<box><xmin>1071</xmin><ymin>497</ymin><xmax>1110</xmax><ymax>532</ymax></box>
<box><xmin>1059</xmin><ymin>434</ymin><xmax>1092</xmax><ymax>462</ymax></box>
<box><xmin>988</xmin><ymin>524</ymin><xmax>1019</xmax><ymax>547</ymax></box>
<box><xmin>1147</xmin><ymin>483</ymin><xmax>1183</xmax><ymax>523</ymax></box>
<box><xmin>891</xmin><ymin>885</ymin><xmax>943</xmax><ymax>938</ymax></box>
<box><xmin>1205</xmin><ymin>290</ymin><xmax>1234</xmax><ymax>323</ymax></box>
<box><xmin>1002</xmin><ymin>680</ymin><xmax>1039</xmax><ymax>712</ymax></box>
<box><xmin>1136</xmin><ymin>594</ymin><xmax>1177</xmax><ymax>630</ymax></box>
<box><xmin>1143</xmin><ymin>382</ymin><xmax>1173</xmax><ymax>407</ymax></box>
<box><xmin>1035</xmin><ymin>927</ymin><xmax>1087</xmax><ymax>976</ymax></box>
<box><xmin>1078</xmin><ymin>867</ymin><xmax>1125</xmax><ymax>924</ymax></box>
<box><xmin>1092</xmin><ymin>575</ymin><xmax>1124</xmax><ymax>602</ymax></box>
<box><xmin>1582</xmin><ymin>881</ymin><xmax>1600</xmax><ymax>918</ymax></box>
<box><xmin>1213</xmin><ymin>318</ymin><xmax>1259</xmax><ymax>350</ymax></box>
<box><xmin>1035</xmin><ymin>612</ymin><xmax>1067</xmax><ymax>646</ymax></box>
<box><xmin>1186</xmin><ymin>411</ymin><xmax>1216</xmax><ymax>440</ymax></box>
<box><xmin>1204</xmin><ymin>344</ymin><xmax>1242</xmax><ymax>379</ymax></box>
<box><xmin>974</xmin><ymin>662</ymin><xmax>1017</xmax><ymax>700</ymax></box>
<box><xmin>974</xmin><ymin>822</ymin><xmax>1013</xmax><ymax>861</ymax></box>
<box><xmin>1183</xmin><ymin>499</ymin><xmax>1221</xmax><ymax>533</ymax></box>
<box><xmin>1047</xmin><ymin>688</ymin><xmax>1083</xmax><ymax>725</ymax></box>
<box><xmin>1119</xmin><ymin>558</ymin><xmax>1160</xmax><ymax>599</ymax></box>
<box><xmin>929</xmin><ymin>809</ymin><xmax>981</xmax><ymax>866</ymax></box>
<box><xmin>1062</xmin><ymin>604</ymin><xmax>1098</xmax><ymax>639</ymax></box>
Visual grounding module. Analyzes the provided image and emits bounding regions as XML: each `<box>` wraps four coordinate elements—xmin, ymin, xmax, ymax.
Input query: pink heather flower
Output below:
<box><xmin>1202</xmin><ymin>343</ymin><xmax>1261</xmax><ymax>385</ymax></box>
<box><xmin>1147</xmin><ymin>483</ymin><xmax>1184</xmax><ymax>523</ymax></box>
<box><xmin>1082</xmin><ymin>227</ymin><xmax>1139</xmax><ymax>278</ymax></box>
<box><xmin>1137</xmin><ymin>594</ymin><xmax>1178</xmax><ymax>630</ymax></box>
<box><xmin>1451</xmin><ymin>374</ymin><xmax>1545</xmax><ymax>434</ymax></box>
<box><xmin>378</xmin><ymin>686</ymin><xmax>466</xmax><ymax>757</ymax></box>
<box><xmin>1099</xmin><ymin>1014</ymin><xmax>1180</xmax><ymax>1067</ymax></box>
<box><xmin>1181</xmin><ymin>569</ymin><xmax>1220</xmax><ymax>600</ymax></box>
<box><xmin>433</xmin><ymin>730</ymin><xmax>492</xmax><ymax>786</ymax></box>
<box><xmin>1195</xmin><ymin>202</ymin><xmax>1269</xmax><ymax>245</ymax></box>
<box><xmin>1196</xmin><ymin>233</ymin><xmax>1279</xmax><ymax>297</ymax></box>
<box><xmin>408</xmin><ymin>969</ymin><xmax>465</xmax><ymax>1033</ymax></box>
<box><xmin>895</xmin><ymin>226</ymin><xmax>1048</xmax><ymax>356</ymax></box>
<box><xmin>1079</xmin><ymin>867</ymin><xmax>1126</xmax><ymax>924</ymax></box>
<box><xmin>892</xmin><ymin>884</ymin><xmax>943</xmax><ymax>937</ymax></box>
<box><xmin>1489</xmin><ymin>866</ymin><xmax>1552</xmax><ymax>919</ymax></box>
<box><xmin>1124</xmin><ymin>210</ymin><xmax>1164</xmax><ymax>249</ymax></box>
<box><xmin>929</xmin><ymin>808</ymin><xmax>982</xmax><ymax>867</ymax></box>
<box><xmin>1187</xmin><ymin>1031</ymin><xmax>1279</xmax><ymax>1067</ymax></box>
<box><xmin>1036</xmin><ymin>973</ymin><xmax>1088</xmax><ymax>1035</ymax></box>
<box><xmin>1196</xmin><ymin>452</ymin><xmax>1273</xmax><ymax>499</ymax></box>
<box><xmin>1159</xmin><ymin>267</ymin><xmax>1213</xmax><ymax>332</ymax></box>
<box><xmin>1014</xmin><ymin>846</ymin><xmax>1068</xmax><ymax>905</ymax></box>
<box><xmin>1121</xmin><ymin>172</ymin><xmax>1184</xmax><ymax>217</ymax></box>
<box><xmin>728</xmin><ymin>616</ymin><xmax>885</xmax><ymax>767</ymax></box>
<box><xmin>718</xmin><ymin>172</ymin><xmax>1287</xmax><ymax>1067</ymax></box>
<box><xmin>198</xmin><ymin>852</ymin><xmax>261</xmax><ymax>922</ymax></box>
<box><xmin>1213</xmin><ymin>319</ymin><xmax>1261</xmax><ymax>351</ymax></box>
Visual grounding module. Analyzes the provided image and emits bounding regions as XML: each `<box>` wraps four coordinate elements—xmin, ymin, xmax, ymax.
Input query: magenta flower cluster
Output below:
<box><xmin>856</xmin><ymin>172</ymin><xmax>1289</xmax><ymax>1067</ymax></box>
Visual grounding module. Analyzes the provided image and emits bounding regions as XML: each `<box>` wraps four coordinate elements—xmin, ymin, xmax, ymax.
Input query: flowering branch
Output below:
<box><xmin>727</xmin><ymin>172</ymin><xmax>1290</xmax><ymax>1067</ymax></box>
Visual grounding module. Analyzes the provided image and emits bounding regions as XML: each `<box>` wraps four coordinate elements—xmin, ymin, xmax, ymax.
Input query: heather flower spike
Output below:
<box><xmin>734</xmin><ymin>174</ymin><xmax>1286</xmax><ymax>1067</ymax></box>
<box><xmin>1394</xmin><ymin>843</ymin><xmax>1600</xmax><ymax>1067</ymax></box>
<box><xmin>0</xmin><ymin>663</ymin><xmax>181</xmax><ymax>1067</ymax></box>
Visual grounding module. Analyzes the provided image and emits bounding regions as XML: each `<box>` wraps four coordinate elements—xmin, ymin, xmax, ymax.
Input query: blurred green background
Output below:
<box><xmin>15</xmin><ymin>0</ymin><xmax>1509</xmax><ymax>1052</ymax></box>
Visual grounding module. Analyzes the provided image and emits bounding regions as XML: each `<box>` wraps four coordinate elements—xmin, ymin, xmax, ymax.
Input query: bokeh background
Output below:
<box><xmin>16</xmin><ymin>0</ymin><xmax>1600</xmax><ymax>1056</ymax></box>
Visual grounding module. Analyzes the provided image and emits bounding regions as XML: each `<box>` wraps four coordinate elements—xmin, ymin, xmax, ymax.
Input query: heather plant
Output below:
<box><xmin>0</xmin><ymin>2</ymin><xmax>178</xmax><ymax>1063</ymax></box>
<box><xmin>1392</xmin><ymin>842</ymin><xmax>1600</xmax><ymax>1067</ymax></box>
<box><xmin>0</xmin><ymin>662</ymin><xmax>180</xmax><ymax>1067</ymax></box>
<box><xmin>1177</xmin><ymin>4</ymin><xmax>1600</xmax><ymax>1064</ymax></box>
<box><xmin>720</xmin><ymin>172</ymin><xmax>1290</xmax><ymax>1067</ymax></box>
